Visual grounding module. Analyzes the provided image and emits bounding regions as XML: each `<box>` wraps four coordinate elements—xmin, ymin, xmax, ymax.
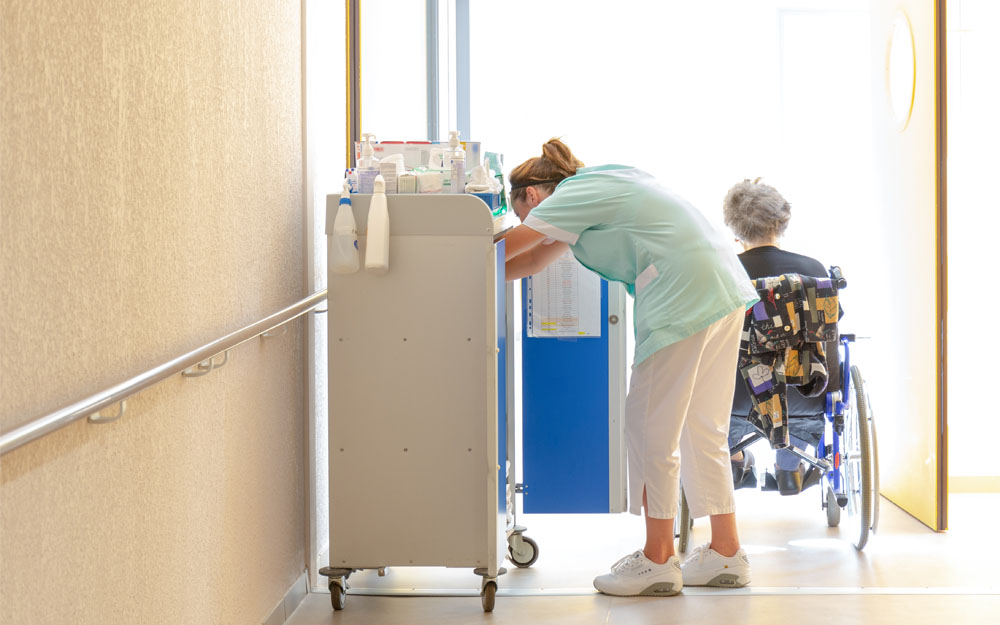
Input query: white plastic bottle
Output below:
<box><xmin>358</xmin><ymin>132</ymin><xmax>380</xmax><ymax>194</ymax></box>
<box><xmin>358</xmin><ymin>132</ymin><xmax>379</xmax><ymax>168</ymax></box>
<box><xmin>365</xmin><ymin>175</ymin><xmax>390</xmax><ymax>274</ymax></box>
<box><xmin>448</xmin><ymin>130</ymin><xmax>465</xmax><ymax>194</ymax></box>
<box><xmin>330</xmin><ymin>180</ymin><xmax>360</xmax><ymax>274</ymax></box>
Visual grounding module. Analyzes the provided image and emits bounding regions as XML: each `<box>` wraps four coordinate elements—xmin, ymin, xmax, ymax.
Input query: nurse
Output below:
<box><xmin>504</xmin><ymin>139</ymin><xmax>758</xmax><ymax>596</ymax></box>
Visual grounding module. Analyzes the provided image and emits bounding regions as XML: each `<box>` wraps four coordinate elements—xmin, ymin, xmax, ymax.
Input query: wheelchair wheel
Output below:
<box><xmin>843</xmin><ymin>365</ymin><xmax>875</xmax><ymax>550</ymax></box>
<box><xmin>678</xmin><ymin>489</ymin><xmax>692</xmax><ymax>553</ymax></box>
<box><xmin>825</xmin><ymin>487</ymin><xmax>841</xmax><ymax>527</ymax></box>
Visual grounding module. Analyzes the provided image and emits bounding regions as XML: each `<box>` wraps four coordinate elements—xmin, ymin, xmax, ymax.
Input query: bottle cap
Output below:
<box><xmin>373</xmin><ymin>174</ymin><xmax>386</xmax><ymax>193</ymax></box>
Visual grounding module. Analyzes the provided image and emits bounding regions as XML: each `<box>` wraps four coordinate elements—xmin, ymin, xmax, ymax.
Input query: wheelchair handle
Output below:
<box><xmin>828</xmin><ymin>266</ymin><xmax>847</xmax><ymax>290</ymax></box>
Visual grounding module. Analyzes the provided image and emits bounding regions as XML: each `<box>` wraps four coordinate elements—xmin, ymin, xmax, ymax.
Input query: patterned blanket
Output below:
<box><xmin>738</xmin><ymin>274</ymin><xmax>839</xmax><ymax>448</ymax></box>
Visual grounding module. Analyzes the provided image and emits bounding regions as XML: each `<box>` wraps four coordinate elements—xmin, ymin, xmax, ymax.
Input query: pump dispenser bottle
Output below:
<box><xmin>447</xmin><ymin>130</ymin><xmax>465</xmax><ymax>194</ymax></box>
<box><xmin>330</xmin><ymin>180</ymin><xmax>360</xmax><ymax>274</ymax></box>
<box><xmin>358</xmin><ymin>133</ymin><xmax>378</xmax><ymax>168</ymax></box>
<box><xmin>365</xmin><ymin>175</ymin><xmax>390</xmax><ymax>274</ymax></box>
<box><xmin>358</xmin><ymin>133</ymin><xmax>380</xmax><ymax>194</ymax></box>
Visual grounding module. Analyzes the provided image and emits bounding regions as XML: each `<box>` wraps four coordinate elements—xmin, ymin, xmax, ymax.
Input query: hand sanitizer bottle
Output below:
<box><xmin>448</xmin><ymin>130</ymin><xmax>465</xmax><ymax>194</ymax></box>
<box><xmin>330</xmin><ymin>180</ymin><xmax>360</xmax><ymax>274</ymax></box>
<box><xmin>358</xmin><ymin>133</ymin><xmax>380</xmax><ymax>194</ymax></box>
<box><xmin>365</xmin><ymin>175</ymin><xmax>390</xmax><ymax>274</ymax></box>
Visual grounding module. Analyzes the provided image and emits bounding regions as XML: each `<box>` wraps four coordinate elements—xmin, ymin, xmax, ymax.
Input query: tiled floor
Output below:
<box><xmin>286</xmin><ymin>492</ymin><xmax>1000</xmax><ymax>624</ymax></box>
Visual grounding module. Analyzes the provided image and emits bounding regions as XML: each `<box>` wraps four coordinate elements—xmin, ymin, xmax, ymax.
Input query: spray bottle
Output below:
<box><xmin>365</xmin><ymin>174</ymin><xmax>390</xmax><ymax>274</ymax></box>
<box><xmin>447</xmin><ymin>130</ymin><xmax>465</xmax><ymax>194</ymax></box>
<box><xmin>330</xmin><ymin>180</ymin><xmax>360</xmax><ymax>274</ymax></box>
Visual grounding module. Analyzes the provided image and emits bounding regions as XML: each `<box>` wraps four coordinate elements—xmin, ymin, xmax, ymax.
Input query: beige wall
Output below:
<box><xmin>1</xmin><ymin>1</ymin><xmax>308</xmax><ymax>623</ymax></box>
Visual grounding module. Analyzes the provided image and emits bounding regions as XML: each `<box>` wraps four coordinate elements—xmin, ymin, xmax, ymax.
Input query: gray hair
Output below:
<box><xmin>723</xmin><ymin>178</ymin><xmax>791</xmax><ymax>244</ymax></box>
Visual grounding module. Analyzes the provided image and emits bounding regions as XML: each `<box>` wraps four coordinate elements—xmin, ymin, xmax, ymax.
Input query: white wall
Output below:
<box><xmin>1</xmin><ymin>1</ymin><xmax>308</xmax><ymax>622</ymax></box>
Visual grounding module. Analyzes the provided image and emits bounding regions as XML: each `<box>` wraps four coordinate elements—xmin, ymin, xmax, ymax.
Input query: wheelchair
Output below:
<box><xmin>677</xmin><ymin>267</ymin><xmax>880</xmax><ymax>552</ymax></box>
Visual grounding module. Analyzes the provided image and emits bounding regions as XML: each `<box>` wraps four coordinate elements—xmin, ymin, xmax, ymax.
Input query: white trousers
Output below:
<box><xmin>626</xmin><ymin>308</ymin><xmax>744</xmax><ymax>520</ymax></box>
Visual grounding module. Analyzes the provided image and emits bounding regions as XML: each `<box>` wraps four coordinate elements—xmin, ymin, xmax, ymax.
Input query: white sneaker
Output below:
<box><xmin>680</xmin><ymin>543</ymin><xmax>751</xmax><ymax>587</ymax></box>
<box><xmin>593</xmin><ymin>550</ymin><xmax>683</xmax><ymax>597</ymax></box>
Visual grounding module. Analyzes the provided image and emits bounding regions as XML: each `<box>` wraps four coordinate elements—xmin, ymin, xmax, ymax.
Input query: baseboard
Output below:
<box><xmin>949</xmin><ymin>476</ymin><xmax>1000</xmax><ymax>493</ymax></box>
<box><xmin>261</xmin><ymin>570</ymin><xmax>309</xmax><ymax>625</ymax></box>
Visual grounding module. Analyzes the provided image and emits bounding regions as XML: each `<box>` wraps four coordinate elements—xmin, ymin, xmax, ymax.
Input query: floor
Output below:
<box><xmin>286</xmin><ymin>492</ymin><xmax>1000</xmax><ymax>624</ymax></box>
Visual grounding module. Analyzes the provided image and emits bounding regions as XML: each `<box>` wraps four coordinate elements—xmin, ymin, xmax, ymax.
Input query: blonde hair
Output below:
<box><xmin>509</xmin><ymin>138</ymin><xmax>584</xmax><ymax>202</ymax></box>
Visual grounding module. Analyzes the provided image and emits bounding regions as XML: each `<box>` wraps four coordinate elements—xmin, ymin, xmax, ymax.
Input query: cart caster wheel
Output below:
<box><xmin>508</xmin><ymin>535</ymin><xmax>539</xmax><ymax>568</ymax></box>
<box><xmin>826</xmin><ymin>488</ymin><xmax>841</xmax><ymax>528</ymax></box>
<box><xmin>330</xmin><ymin>580</ymin><xmax>346</xmax><ymax>611</ymax></box>
<box><xmin>481</xmin><ymin>581</ymin><xmax>497</xmax><ymax>612</ymax></box>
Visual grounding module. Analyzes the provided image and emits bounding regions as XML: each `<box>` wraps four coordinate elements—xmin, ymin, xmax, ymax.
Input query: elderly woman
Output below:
<box><xmin>723</xmin><ymin>179</ymin><xmax>835</xmax><ymax>496</ymax></box>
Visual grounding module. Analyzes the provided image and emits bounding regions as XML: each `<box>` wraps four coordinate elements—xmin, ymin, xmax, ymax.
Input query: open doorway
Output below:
<box><xmin>946</xmin><ymin>2</ymin><xmax>1000</xmax><ymax>505</ymax></box>
<box><xmin>307</xmin><ymin>0</ymin><xmax>963</xmax><ymax>591</ymax></box>
<box><xmin>470</xmin><ymin>0</ymin><xmax>890</xmax><ymax>519</ymax></box>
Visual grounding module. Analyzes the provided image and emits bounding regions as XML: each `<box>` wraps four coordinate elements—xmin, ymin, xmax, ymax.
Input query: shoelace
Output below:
<box><xmin>688</xmin><ymin>543</ymin><xmax>712</xmax><ymax>565</ymax></box>
<box><xmin>610</xmin><ymin>550</ymin><xmax>646</xmax><ymax>574</ymax></box>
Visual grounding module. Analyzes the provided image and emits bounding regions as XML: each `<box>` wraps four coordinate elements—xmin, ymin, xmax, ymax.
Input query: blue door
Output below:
<box><xmin>520</xmin><ymin>279</ymin><xmax>611</xmax><ymax>513</ymax></box>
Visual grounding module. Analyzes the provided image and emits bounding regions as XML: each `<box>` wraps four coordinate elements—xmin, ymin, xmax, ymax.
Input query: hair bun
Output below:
<box><xmin>540</xmin><ymin>138</ymin><xmax>584</xmax><ymax>177</ymax></box>
<box><xmin>508</xmin><ymin>138</ymin><xmax>584</xmax><ymax>200</ymax></box>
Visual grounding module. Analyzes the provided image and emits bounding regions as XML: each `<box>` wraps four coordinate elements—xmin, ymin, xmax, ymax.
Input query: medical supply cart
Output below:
<box><xmin>320</xmin><ymin>193</ymin><xmax>535</xmax><ymax>613</ymax></box>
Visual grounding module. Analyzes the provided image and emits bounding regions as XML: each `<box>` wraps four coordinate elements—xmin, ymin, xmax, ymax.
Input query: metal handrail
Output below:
<box><xmin>0</xmin><ymin>290</ymin><xmax>328</xmax><ymax>456</ymax></box>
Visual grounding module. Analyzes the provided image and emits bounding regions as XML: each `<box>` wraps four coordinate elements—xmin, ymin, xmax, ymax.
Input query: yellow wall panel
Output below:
<box><xmin>869</xmin><ymin>1</ymin><xmax>945</xmax><ymax>530</ymax></box>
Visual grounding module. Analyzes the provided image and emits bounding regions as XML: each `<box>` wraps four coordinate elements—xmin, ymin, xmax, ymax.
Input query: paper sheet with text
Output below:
<box><xmin>527</xmin><ymin>249</ymin><xmax>602</xmax><ymax>338</ymax></box>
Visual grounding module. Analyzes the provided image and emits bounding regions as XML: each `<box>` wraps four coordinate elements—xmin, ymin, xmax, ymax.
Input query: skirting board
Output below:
<box><xmin>261</xmin><ymin>571</ymin><xmax>309</xmax><ymax>625</ymax></box>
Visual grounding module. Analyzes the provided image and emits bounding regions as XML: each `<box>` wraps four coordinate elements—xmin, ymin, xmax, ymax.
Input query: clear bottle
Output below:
<box><xmin>365</xmin><ymin>175</ymin><xmax>390</xmax><ymax>274</ymax></box>
<box><xmin>358</xmin><ymin>133</ymin><xmax>380</xmax><ymax>193</ymax></box>
<box><xmin>330</xmin><ymin>180</ymin><xmax>360</xmax><ymax>274</ymax></box>
<box><xmin>447</xmin><ymin>130</ymin><xmax>466</xmax><ymax>194</ymax></box>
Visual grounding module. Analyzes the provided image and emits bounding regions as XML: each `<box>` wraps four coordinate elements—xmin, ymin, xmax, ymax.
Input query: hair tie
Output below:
<box><xmin>509</xmin><ymin>178</ymin><xmax>564</xmax><ymax>191</ymax></box>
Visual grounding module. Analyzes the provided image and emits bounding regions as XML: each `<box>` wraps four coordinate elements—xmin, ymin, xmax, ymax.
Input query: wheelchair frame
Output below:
<box><xmin>678</xmin><ymin>269</ymin><xmax>880</xmax><ymax>552</ymax></box>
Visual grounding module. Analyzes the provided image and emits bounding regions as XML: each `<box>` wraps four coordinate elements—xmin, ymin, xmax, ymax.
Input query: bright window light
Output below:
<box><xmin>947</xmin><ymin>0</ymin><xmax>1000</xmax><ymax>480</ymax></box>
<box><xmin>470</xmin><ymin>1</ymin><xmax>875</xmax><ymax>372</ymax></box>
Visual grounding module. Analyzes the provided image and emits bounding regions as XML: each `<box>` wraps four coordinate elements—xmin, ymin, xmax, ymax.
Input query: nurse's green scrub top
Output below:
<box><xmin>522</xmin><ymin>165</ymin><xmax>759</xmax><ymax>366</ymax></box>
